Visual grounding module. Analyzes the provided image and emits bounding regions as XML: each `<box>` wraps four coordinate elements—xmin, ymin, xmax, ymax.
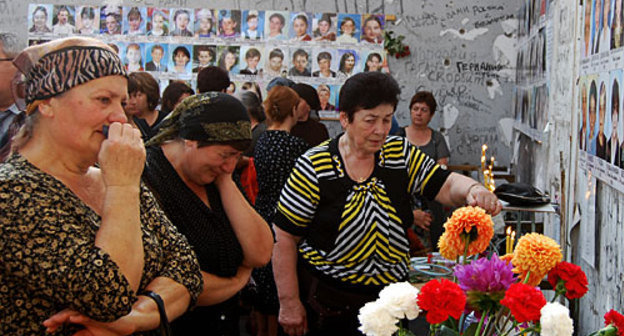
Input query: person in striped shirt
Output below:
<box><xmin>272</xmin><ymin>72</ymin><xmax>502</xmax><ymax>336</ymax></box>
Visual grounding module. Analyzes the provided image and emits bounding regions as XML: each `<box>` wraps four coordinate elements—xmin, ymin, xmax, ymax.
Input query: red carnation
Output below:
<box><xmin>548</xmin><ymin>261</ymin><xmax>588</xmax><ymax>299</ymax></box>
<box><xmin>417</xmin><ymin>278</ymin><xmax>466</xmax><ymax>324</ymax></box>
<box><xmin>605</xmin><ymin>310</ymin><xmax>624</xmax><ymax>336</ymax></box>
<box><xmin>500</xmin><ymin>283</ymin><xmax>546</xmax><ymax>323</ymax></box>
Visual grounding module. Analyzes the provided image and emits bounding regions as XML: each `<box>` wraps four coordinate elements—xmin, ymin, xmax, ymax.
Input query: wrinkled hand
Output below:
<box><xmin>413</xmin><ymin>209</ymin><xmax>432</xmax><ymax>231</ymax></box>
<box><xmin>466</xmin><ymin>184</ymin><xmax>502</xmax><ymax>215</ymax></box>
<box><xmin>43</xmin><ymin>309</ymin><xmax>135</xmax><ymax>336</ymax></box>
<box><xmin>98</xmin><ymin>122</ymin><xmax>146</xmax><ymax>188</ymax></box>
<box><xmin>279</xmin><ymin>298</ymin><xmax>308</xmax><ymax>336</ymax></box>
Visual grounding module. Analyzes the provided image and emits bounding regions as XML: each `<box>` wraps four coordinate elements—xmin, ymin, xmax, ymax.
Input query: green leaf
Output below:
<box><xmin>438</xmin><ymin>325</ymin><xmax>460</xmax><ymax>336</ymax></box>
<box><xmin>397</xmin><ymin>327</ymin><xmax>417</xmax><ymax>336</ymax></box>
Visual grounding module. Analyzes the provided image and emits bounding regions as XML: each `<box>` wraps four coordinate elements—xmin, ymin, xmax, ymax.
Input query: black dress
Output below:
<box><xmin>252</xmin><ymin>130</ymin><xmax>309</xmax><ymax>314</ymax></box>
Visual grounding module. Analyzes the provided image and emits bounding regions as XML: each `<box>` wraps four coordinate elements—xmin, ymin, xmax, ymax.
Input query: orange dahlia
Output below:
<box><xmin>439</xmin><ymin>206</ymin><xmax>494</xmax><ymax>260</ymax></box>
<box><xmin>511</xmin><ymin>233</ymin><xmax>562</xmax><ymax>286</ymax></box>
<box><xmin>500</xmin><ymin>253</ymin><xmax>514</xmax><ymax>265</ymax></box>
<box><xmin>438</xmin><ymin>232</ymin><xmax>461</xmax><ymax>260</ymax></box>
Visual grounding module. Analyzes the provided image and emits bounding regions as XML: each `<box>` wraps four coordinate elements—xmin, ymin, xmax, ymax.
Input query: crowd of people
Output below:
<box><xmin>0</xmin><ymin>35</ymin><xmax>501</xmax><ymax>336</ymax></box>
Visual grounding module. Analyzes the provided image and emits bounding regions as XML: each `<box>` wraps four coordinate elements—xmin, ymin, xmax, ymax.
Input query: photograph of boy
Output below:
<box><xmin>240</xmin><ymin>47</ymin><xmax>263</xmax><ymax>75</ymax></box>
<box><xmin>288</xmin><ymin>48</ymin><xmax>312</xmax><ymax>77</ymax></box>
<box><xmin>193</xmin><ymin>45</ymin><xmax>216</xmax><ymax>73</ymax></box>
<box><xmin>218</xmin><ymin>9</ymin><xmax>241</xmax><ymax>38</ymax></box>
<box><xmin>145</xmin><ymin>44</ymin><xmax>168</xmax><ymax>72</ymax></box>
<box><xmin>242</xmin><ymin>10</ymin><xmax>264</xmax><ymax>39</ymax></box>
<box><xmin>52</xmin><ymin>5</ymin><xmax>76</xmax><ymax>35</ymax></box>
<box><xmin>100</xmin><ymin>5</ymin><xmax>122</xmax><ymax>35</ymax></box>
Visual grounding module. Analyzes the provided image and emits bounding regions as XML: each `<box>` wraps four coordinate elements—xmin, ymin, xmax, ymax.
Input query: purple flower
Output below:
<box><xmin>454</xmin><ymin>254</ymin><xmax>516</xmax><ymax>293</ymax></box>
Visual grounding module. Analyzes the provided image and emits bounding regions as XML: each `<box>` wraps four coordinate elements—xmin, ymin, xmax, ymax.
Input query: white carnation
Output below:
<box><xmin>358</xmin><ymin>301</ymin><xmax>399</xmax><ymax>336</ymax></box>
<box><xmin>540</xmin><ymin>302</ymin><xmax>574</xmax><ymax>336</ymax></box>
<box><xmin>377</xmin><ymin>282</ymin><xmax>420</xmax><ymax>320</ymax></box>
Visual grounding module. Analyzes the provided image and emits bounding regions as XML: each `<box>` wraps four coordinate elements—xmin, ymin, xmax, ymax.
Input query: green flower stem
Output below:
<box><xmin>551</xmin><ymin>292</ymin><xmax>560</xmax><ymax>302</ymax></box>
<box><xmin>462</xmin><ymin>234</ymin><xmax>470</xmax><ymax>265</ymax></box>
<box><xmin>475</xmin><ymin>312</ymin><xmax>487</xmax><ymax>336</ymax></box>
<box><xmin>499</xmin><ymin>310</ymin><xmax>513</xmax><ymax>336</ymax></box>
<box><xmin>482</xmin><ymin>312</ymin><xmax>495</xmax><ymax>336</ymax></box>
<box><xmin>523</xmin><ymin>271</ymin><xmax>531</xmax><ymax>284</ymax></box>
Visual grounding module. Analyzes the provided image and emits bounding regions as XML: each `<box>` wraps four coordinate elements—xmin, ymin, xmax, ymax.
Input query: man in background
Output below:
<box><xmin>0</xmin><ymin>33</ymin><xmax>25</xmax><ymax>162</ymax></box>
<box><xmin>197</xmin><ymin>66</ymin><xmax>231</xmax><ymax>93</ymax></box>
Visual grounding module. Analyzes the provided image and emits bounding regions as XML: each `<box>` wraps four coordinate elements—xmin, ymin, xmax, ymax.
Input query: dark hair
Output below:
<box><xmin>319</xmin><ymin>13</ymin><xmax>332</xmax><ymax>25</ymax></box>
<box><xmin>172</xmin><ymin>46</ymin><xmax>190</xmax><ymax>61</ymax></box>
<box><xmin>339</xmin><ymin>52</ymin><xmax>355</xmax><ymax>72</ymax></box>
<box><xmin>363</xmin><ymin>16</ymin><xmax>382</xmax><ymax>29</ymax></box>
<box><xmin>239</xmin><ymin>90</ymin><xmax>265</xmax><ymax>122</ymax></box>
<box><xmin>363</xmin><ymin>52</ymin><xmax>382</xmax><ymax>72</ymax></box>
<box><xmin>161</xmin><ymin>81</ymin><xmax>194</xmax><ymax>114</ymax></box>
<box><xmin>247</xmin><ymin>13</ymin><xmax>258</xmax><ymax>21</ymax></box>
<box><xmin>294</xmin><ymin>14</ymin><xmax>308</xmax><ymax>26</ymax></box>
<box><xmin>173</xmin><ymin>9</ymin><xmax>190</xmax><ymax>22</ymax></box>
<box><xmin>340</xmin><ymin>17</ymin><xmax>356</xmax><ymax>33</ymax></box>
<box><xmin>269</xmin><ymin>13</ymin><xmax>285</xmax><ymax>27</ymax></box>
<box><xmin>241</xmin><ymin>81</ymin><xmax>263</xmax><ymax>102</ymax></box>
<box><xmin>317</xmin><ymin>51</ymin><xmax>332</xmax><ymax>62</ymax></box>
<box><xmin>33</xmin><ymin>5</ymin><xmax>48</xmax><ymax>18</ymax></box>
<box><xmin>613</xmin><ymin>79</ymin><xmax>620</xmax><ymax>116</ymax></box>
<box><xmin>197</xmin><ymin>66</ymin><xmax>230</xmax><ymax>93</ymax></box>
<box><xmin>409</xmin><ymin>91</ymin><xmax>438</xmax><ymax>115</ymax></box>
<box><xmin>128</xmin><ymin>7</ymin><xmax>141</xmax><ymax>20</ymax></box>
<box><xmin>263</xmin><ymin>85</ymin><xmax>299</xmax><ymax>124</ymax></box>
<box><xmin>292</xmin><ymin>48</ymin><xmax>308</xmax><ymax>61</ymax></box>
<box><xmin>245</xmin><ymin>48</ymin><xmax>261</xmax><ymax>60</ymax></box>
<box><xmin>217</xmin><ymin>47</ymin><xmax>239</xmax><ymax>71</ymax></box>
<box><xmin>195</xmin><ymin>45</ymin><xmax>216</xmax><ymax>59</ymax></box>
<box><xmin>128</xmin><ymin>72</ymin><xmax>160</xmax><ymax>111</ymax></box>
<box><xmin>269</xmin><ymin>48</ymin><xmax>284</xmax><ymax>60</ymax></box>
<box><xmin>339</xmin><ymin>72</ymin><xmax>400</xmax><ymax>121</ymax></box>
<box><xmin>80</xmin><ymin>7</ymin><xmax>95</xmax><ymax>20</ymax></box>
<box><xmin>57</xmin><ymin>5</ymin><xmax>70</xmax><ymax>15</ymax></box>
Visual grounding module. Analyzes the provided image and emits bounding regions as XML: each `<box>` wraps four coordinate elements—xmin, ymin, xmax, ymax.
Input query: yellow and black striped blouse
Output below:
<box><xmin>274</xmin><ymin>135</ymin><xmax>450</xmax><ymax>288</ymax></box>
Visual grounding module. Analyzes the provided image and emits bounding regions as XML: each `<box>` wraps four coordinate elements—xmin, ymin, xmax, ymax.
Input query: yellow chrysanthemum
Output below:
<box><xmin>438</xmin><ymin>206</ymin><xmax>494</xmax><ymax>260</ymax></box>
<box><xmin>511</xmin><ymin>233</ymin><xmax>562</xmax><ymax>286</ymax></box>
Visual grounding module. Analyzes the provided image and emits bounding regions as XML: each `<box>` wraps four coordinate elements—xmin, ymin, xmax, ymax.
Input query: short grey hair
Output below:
<box><xmin>0</xmin><ymin>32</ymin><xmax>23</xmax><ymax>58</ymax></box>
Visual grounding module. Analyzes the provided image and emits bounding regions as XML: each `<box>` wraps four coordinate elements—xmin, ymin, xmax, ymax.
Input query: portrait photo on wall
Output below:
<box><xmin>313</xmin><ymin>13</ymin><xmax>337</xmax><ymax>41</ymax></box>
<box><xmin>265</xmin><ymin>10</ymin><xmax>289</xmax><ymax>41</ymax></box>
<box><xmin>315</xmin><ymin>83</ymin><xmax>338</xmax><ymax>111</ymax></box>
<box><xmin>76</xmin><ymin>6</ymin><xmax>99</xmax><ymax>35</ymax></box>
<box><xmin>218</xmin><ymin>9</ymin><xmax>241</xmax><ymax>38</ymax></box>
<box><xmin>123</xmin><ymin>6</ymin><xmax>146</xmax><ymax>36</ymax></box>
<box><xmin>607</xmin><ymin>70</ymin><xmax>623</xmax><ymax>166</ymax></box>
<box><xmin>264</xmin><ymin>46</ymin><xmax>289</xmax><ymax>77</ymax></box>
<box><xmin>593</xmin><ymin>0</ymin><xmax>612</xmax><ymax>55</ymax></box>
<box><xmin>360</xmin><ymin>14</ymin><xmax>385</xmax><ymax>44</ymax></box>
<box><xmin>123</xmin><ymin>42</ymin><xmax>145</xmax><ymax>72</ymax></box>
<box><xmin>612</xmin><ymin>0</ymin><xmax>624</xmax><ymax>50</ymax></box>
<box><xmin>361</xmin><ymin>49</ymin><xmax>388</xmax><ymax>73</ymax></box>
<box><xmin>239</xmin><ymin>46</ymin><xmax>265</xmax><ymax>76</ymax></box>
<box><xmin>579</xmin><ymin>78</ymin><xmax>589</xmax><ymax>151</ymax></box>
<box><xmin>100</xmin><ymin>5</ymin><xmax>122</xmax><ymax>35</ymax></box>
<box><xmin>192</xmin><ymin>45</ymin><xmax>217</xmax><ymax>73</ymax></box>
<box><xmin>596</xmin><ymin>74</ymin><xmax>609</xmax><ymax>160</ymax></box>
<box><xmin>288</xmin><ymin>47</ymin><xmax>313</xmax><ymax>77</ymax></box>
<box><xmin>336</xmin><ymin>13</ymin><xmax>361</xmax><ymax>44</ymax></box>
<box><xmin>169</xmin><ymin>44</ymin><xmax>193</xmax><ymax>74</ymax></box>
<box><xmin>29</xmin><ymin>4</ymin><xmax>53</xmax><ymax>35</ymax></box>
<box><xmin>194</xmin><ymin>8</ymin><xmax>216</xmax><ymax>37</ymax></box>
<box><xmin>52</xmin><ymin>5</ymin><xmax>76</xmax><ymax>35</ymax></box>
<box><xmin>336</xmin><ymin>48</ymin><xmax>360</xmax><ymax>79</ymax></box>
<box><xmin>311</xmin><ymin>48</ymin><xmax>338</xmax><ymax>78</ymax></box>
<box><xmin>242</xmin><ymin>10</ymin><xmax>264</xmax><ymax>40</ymax></box>
<box><xmin>289</xmin><ymin>12</ymin><xmax>313</xmax><ymax>41</ymax></box>
<box><xmin>145</xmin><ymin>43</ymin><xmax>169</xmax><ymax>72</ymax></box>
<box><xmin>147</xmin><ymin>8</ymin><xmax>170</xmax><ymax>37</ymax></box>
<box><xmin>217</xmin><ymin>45</ymin><xmax>241</xmax><ymax>74</ymax></box>
<box><xmin>170</xmin><ymin>8</ymin><xmax>194</xmax><ymax>37</ymax></box>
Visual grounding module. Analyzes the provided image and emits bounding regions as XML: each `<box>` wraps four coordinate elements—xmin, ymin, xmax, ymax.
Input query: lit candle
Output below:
<box><xmin>506</xmin><ymin>227</ymin><xmax>511</xmax><ymax>254</ymax></box>
<box><xmin>510</xmin><ymin>230</ymin><xmax>516</xmax><ymax>251</ymax></box>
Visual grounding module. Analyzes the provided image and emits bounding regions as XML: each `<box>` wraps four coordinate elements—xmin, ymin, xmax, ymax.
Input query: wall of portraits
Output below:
<box><xmin>27</xmin><ymin>4</ymin><xmax>392</xmax><ymax>119</ymax></box>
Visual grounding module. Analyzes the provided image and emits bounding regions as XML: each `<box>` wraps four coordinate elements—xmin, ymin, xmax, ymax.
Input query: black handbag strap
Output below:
<box><xmin>142</xmin><ymin>291</ymin><xmax>172</xmax><ymax>336</ymax></box>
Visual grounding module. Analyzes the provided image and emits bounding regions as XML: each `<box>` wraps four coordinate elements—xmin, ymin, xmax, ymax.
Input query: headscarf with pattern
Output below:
<box><xmin>12</xmin><ymin>37</ymin><xmax>127</xmax><ymax>113</ymax></box>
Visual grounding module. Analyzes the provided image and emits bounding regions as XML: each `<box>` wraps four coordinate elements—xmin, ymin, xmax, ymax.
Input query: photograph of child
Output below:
<box><xmin>123</xmin><ymin>6</ymin><xmax>146</xmax><ymax>35</ymax></box>
<box><xmin>290</xmin><ymin>12</ymin><xmax>312</xmax><ymax>41</ymax></box>
<box><xmin>361</xmin><ymin>14</ymin><xmax>384</xmax><ymax>44</ymax></box>
<box><xmin>169</xmin><ymin>44</ymin><xmax>193</xmax><ymax>74</ymax></box>
<box><xmin>264</xmin><ymin>47</ymin><xmax>289</xmax><ymax>77</ymax></box>
<box><xmin>239</xmin><ymin>46</ymin><xmax>264</xmax><ymax>75</ymax></box>
<box><xmin>194</xmin><ymin>8</ymin><xmax>216</xmax><ymax>37</ymax></box>
<box><xmin>242</xmin><ymin>10</ymin><xmax>264</xmax><ymax>40</ymax></box>
<box><xmin>100</xmin><ymin>5</ymin><xmax>122</xmax><ymax>35</ymax></box>
<box><xmin>217</xmin><ymin>45</ymin><xmax>241</xmax><ymax>73</ymax></box>
<box><xmin>218</xmin><ymin>9</ymin><xmax>241</xmax><ymax>38</ymax></box>
<box><xmin>28</xmin><ymin>4</ymin><xmax>53</xmax><ymax>35</ymax></box>
<box><xmin>192</xmin><ymin>45</ymin><xmax>217</xmax><ymax>73</ymax></box>
<box><xmin>148</xmin><ymin>8</ymin><xmax>169</xmax><ymax>36</ymax></box>
<box><xmin>52</xmin><ymin>5</ymin><xmax>76</xmax><ymax>35</ymax></box>
<box><xmin>123</xmin><ymin>43</ymin><xmax>145</xmax><ymax>72</ymax></box>
<box><xmin>145</xmin><ymin>43</ymin><xmax>168</xmax><ymax>72</ymax></box>
<box><xmin>170</xmin><ymin>8</ymin><xmax>193</xmax><ymax>37</ymax></box>
<box><xmin>313</xmin><ymin>13</ymin><xmax>337</xmax><ymax>41</ymax></box>
<box><xmin>336</xmin><ymin>14</ymin><xmax>361</xmax><ymax>43</ymax></box>
<box><xmin>288</xmin><ymin>47</ymin><xmax>312</xmax><ymax>77</ymax></box>
<box><xmin>311</xmin><ymin>48</ymin><xmax>337</xmax><ymax>78</ymax></box>
<box><xmin>265</xmin><ymin>11</ymin><xmax>289</xmax><ymax>40</ymax></box>
<box><xmin>76</xmin><ymin>6</ymin><xmax>99</xmax><ymax>35</ymax></box>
